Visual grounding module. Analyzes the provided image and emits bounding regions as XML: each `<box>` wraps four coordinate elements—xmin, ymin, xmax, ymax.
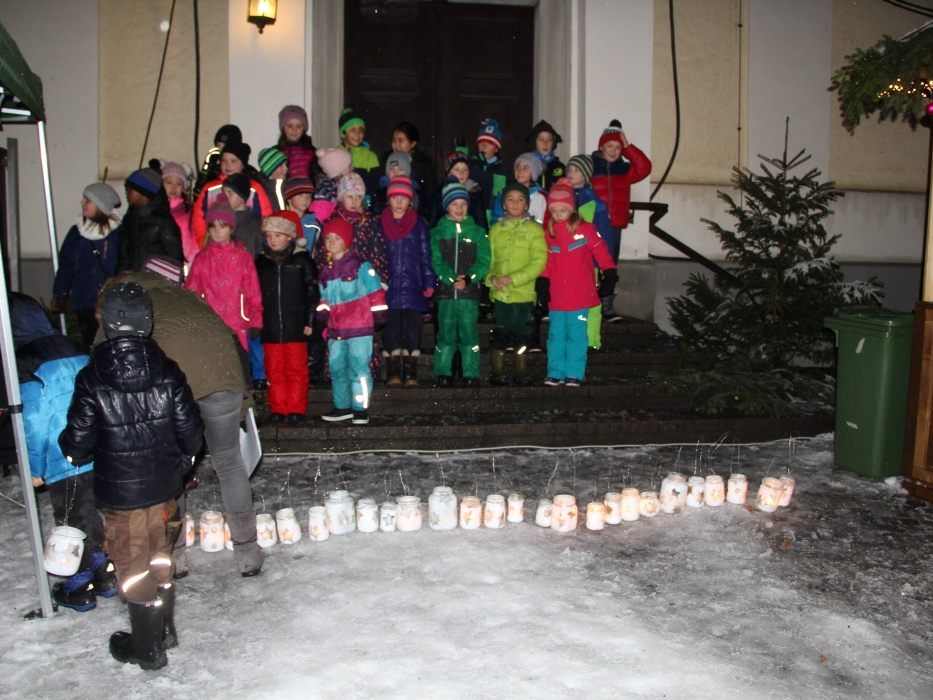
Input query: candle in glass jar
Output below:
<box><xmin>276</xmin><ymin>508</ymin><xmax>302</xmax><ymax>544</ymax></box>
<box><xmin>507</xmin><ymin>493</ymin><xmax>524</xmax><ymax>523</ymax></box>
<box><xmin>459</xmin><ymin>496</ymin><xmax>482</xmax><ymax>529</ymax></box>
<box><xmin>686</xmin><ymin>476</ymin><xmax>706</xmax><ymax>508</ymax></box>
<box><xmin>756</xmin><ymin>477</ymin><xmax>784</xmax><ymax>513</ymax></box>
<box><xmin>184</xmin><ymin>512</ymin><xmax>195</xmax><ymax>547</ymax></box>
<box><xmin>550</xmin><ymin>494</ymin><xmax>578</xmax><ymax>532</ymax></box>
<box><xmin>356</xmin><ymin>498</ymin><xmax>379</xmax><ymax>533</ymax></box>
<box><xmin>704</xmin><ymin>475</ymin><xmax>725</xmax><ymax>507</ymax></box>
<box><xmin>379</xmin><ymin>501</ymin><xmax>397</xmax><ymax>532</ymax></box>
<box><xmin>726</xmin><ymin>474</ymin><xmax>748</xmax><ymax>504</ymax></box>
<box><xmin>621</xmin><ymin>488</ymin><xmax>640</xmax><ymax>522</ymax></box>
<box><xmin>484</xmin><ymin>494</ymin><xmax>506</xmax><ymax>529</ymax></box>
<box><xmin>603</xmin><ymin>492</ymin><xmax>623</xmax><ymax>524</ymax></box>
<box><xmin>199</xmin><ymin>511</ymin><xmax>224</xmax><ymax>553</ymax></box>
<box><xmin>660</xmin><ymin>473</ymin><xmax>688</xmax><ymax>513</ymax></box>
<box><xmin>223</xmin><ymin>522</ymin><xmax>233</xmax><ymax>551</ymax></box>
<box><xmin>429</xmin><ymin>486</ymin><xmax>458</xmax><ymax>530</ymax></box>
<box><xmin>256</xmin><ymin>513</ymin><xmax>277</xmax><ymax>548</ymax></box>
<box><xmin>396</xmin><ymin>495</ymin><xmax>423</xmax><ymax>532</ymax></box>
<box><xmin>325</xmin><ymin>489</ymin><xmax>356</xmax><ymax>535</ymax></box>
<box><xmin>534</xmin><ymin>498</ymin><xmax>551</xmax><ymax>527</ymax></box>
<box><xmin>585</xmin><ymin>502</ymin><xmax>606</xmax><ymax>530</ymax></box>
<box><xmin>639</xmin><ymin>491</ymin><xmax>660</xmax><ymax>517</ymax></box>
<box><xmin>307</xmin><ymin>506</ymin><xmax>329</xmax><ymax>541</ymax></box>
<box><xmin>778</xmin><ymin>476</ymin><xmax>796</xmax><ymax>507</ymax></box>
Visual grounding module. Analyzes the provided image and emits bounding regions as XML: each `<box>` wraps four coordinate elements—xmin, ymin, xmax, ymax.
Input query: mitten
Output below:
<box><xmin>373</xmin><ymin>309</ymin><xmax>388</xmax><ymax>331</ymax></box>
<box><xmin>598</xmin><ymin>268</ymin><xmax>618</xmax><ymax>297</ymax></box>
<box><xmin>535</xmin><ymin>277</ymin><xmax>550</xmax><ymax>307</ymax></box>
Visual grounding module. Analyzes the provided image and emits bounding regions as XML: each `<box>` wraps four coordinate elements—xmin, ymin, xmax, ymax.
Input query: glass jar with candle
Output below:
<box><xmin>484</xmin><ymin>494</ymin><xmax>506</xmax><ymax>529</ymax></box>
<box><xmin>726</xmin><ymin>474</ymin><xmax>748</xmax><ymax>504</ymax></box>
<box><xmin>621</xmin><ymin>488</ymin><xmax>640</xmax><ymax>522</ymax></box>
<box><xmin>276</xmin><ymin>507</ymin><xmax>302</xmax><ymax>544</ymax></box>
<box><xmin>379</xmin><ymin>501</ymin><xmax>397</xmax><ymax>532</ymax></box>
<box><xmin>356</xmin><ymin>498</ymin><xmax>379</xmax><ymax>533</ymax></box>
<box><xmin>184</xmin><ymin>512</ymin><xmax>195</xmax><ymax>547</ymax></box>
<box><xmin>308</xmin><ymin>506</ymin><xmax>330</xmax><ymax>541</ymax></box>
<box><xmin>325</xmin><ymin>490</ymin><xmax>356</xmax><ymax>535</ymax></box>
<box><xmin>429</xmin><ymin>486</ymin><xmax>458</xmax><ymax>530</ymax></box>
<box><xmin>585</xmin><ymin>502</ymin><xmax>607</xmax><ymax>530</ymax></box>
<box><xmin>704</xmin><ymin>475</ymin><xmax>725</xmax><ymax>507</ymax></box>
<box><xmin>686</xmin><ymin>476</ymin><xmax>706</xmax><ymax>508</ymax></box>
<box><xmin>778</xmin><ymin>476</ymin><xmax>796</xmax><ymax>507</ymax></box>
<box><xmin>507</xmin><ymin>493</ymin><xmax>525</xmax><ymax>523</ymax></box>
<box><xmin>223</xmin><ymin>522</ymin><xmax>233</xmax><ymax>551</ymax></box>
<box><xmin>534</xmin><ymin>498</ymin><xmax>551</xmax><ymax>527</ymax></box>
<box><xmin>756</xmin><ymin>477</ymin><xmax>784</xmax><ymax>513</ymax></box>
<box><xmin>660</xmin><ymin>473</ymin><xmax>687</xmax><ymax>513</ymax></box>
<box><xmin>603</xmin><ymin>492</ymin><xmax>623</xmax><ymax>524</ymax></box>
<box><xmin>396</xmin><ymin>495</ymin><xmax>423</xmax><ymax>532</ymax></box>
<box><xmin>459</xmin><ymin>496</ymin><xmax>482</xmax><ymax>529</ymax></box>
<box><xmin>550</xmin><ymin>494</ymin><xmax>578</xmax><ymax>532</ymax></box>
<box><xmin>639</xmin><ymin>491</ymin><xmax>660</xmax><ymax>517</ymax></box>
<box><xmin>256</xmin><ymin>513</ymin><xmax>277</xmax><ymax>548</ymax></box>
<box><xmin>199</xmin><ymin>511</ymin><xmax>225</xmax><ymax>553</ymax></box>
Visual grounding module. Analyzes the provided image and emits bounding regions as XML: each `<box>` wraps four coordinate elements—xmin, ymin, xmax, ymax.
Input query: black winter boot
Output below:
<box><xmin>52</xmin><ymin>576</ymin><xmax>96</xmax><ymax>612</ymax></box>
<box><xmin>601</xmin><ymin>294</ymin><xmax>622</xmax><ymax>322</ymax></box>
<box><xmin>403</xmin><ymin>355</ymin><xmax>419</xmax><ymax>387</ymax></box>
<box><xmin>110</xmin><ymin>600</ymin><xmax>168</xmax><ymax>670</ymax></box>
<box><xmin>156</xmin><ymin>584</ymin><xmax>177</xmax><ymax>649</ymax></box>
<box><xmin>386</xmin><ymin>356</ymin><xmax>402</xmax><ymax>386</ymax></box>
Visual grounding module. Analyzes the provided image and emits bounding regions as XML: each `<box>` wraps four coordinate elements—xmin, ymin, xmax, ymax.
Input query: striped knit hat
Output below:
<box><xmin>476</xmin><ymin>118</ymin><xmax>503</xmax><ymax>151</ymax></box>
<box><xmin>598</xmin><ymin>119</ymin><xmax>624</xmax><ymax>148</ymax></box>
<box><xmin>567</xmin><ymin>154</ymin><xmax>594</xmax><ymax>183</ymax></box>
<box><xmin>283</xmin><ymin>177</ymin><xmax>315</xmax><ymax>200</ymax></box>
<box><xmin>441</xmin><ymin>181</ymin><xmax>469</xmax><ymax>210</ymax></box>
<box><xmin>445</xmin><ymin>151</ymin><xmax>469</xmax><ymax>175</ymax></box>
<box><xmin>258</xmin><ymin>147</ymin><xmax>288</xmax><ymax>177</ymax></box>
<box><xmin>546</xmin><ymin>178</ymin><xmax>576</xmax><ymax>211</ymax></box>
<box><xmin>387</xmin><ymin>176</ymin><xmax>414</xmax><ymax>201</ymax></box>
<box><xmin>338</xmin><ymin>107</ymin><xmax>365</xmax><ymax>135</ymax></box>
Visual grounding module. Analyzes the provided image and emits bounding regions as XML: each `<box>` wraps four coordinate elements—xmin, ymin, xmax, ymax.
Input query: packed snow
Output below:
<box><xmin>1</xmin><ymin>434</ymin><xmax>931</xmax><ymax>699</ymax></box>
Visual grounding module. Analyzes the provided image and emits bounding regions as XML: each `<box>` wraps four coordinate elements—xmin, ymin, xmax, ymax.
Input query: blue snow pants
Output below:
<box><xmin>546</xmin><ymin>309</ymin><xmax>589</xmax><ymax>381</ymax></box>
<box><xmin>329</xmin><ymin>335</ymin><xmax>374</xmax><ymax>411</ymax></box>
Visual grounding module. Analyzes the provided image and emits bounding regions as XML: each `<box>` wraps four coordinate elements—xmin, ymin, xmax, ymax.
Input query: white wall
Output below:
<box><xmin>1</xmin><ymin>0</ymin><xmax>98</xmax><ymax>259</ymax></box>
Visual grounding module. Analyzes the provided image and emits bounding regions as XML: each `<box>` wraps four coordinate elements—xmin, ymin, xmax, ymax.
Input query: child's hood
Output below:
<box><xmin>91</xmin><ymin>336</ymin><xmax>165</xmax><ymax>393</ymax></box>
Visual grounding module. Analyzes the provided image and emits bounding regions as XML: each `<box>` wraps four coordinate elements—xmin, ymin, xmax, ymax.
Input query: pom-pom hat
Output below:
<box><xmin>262</xmin><ymin>210</ymin><xmax>301</xmax><ymax>239</ymax></box>
<box><xmin>546</xmin><ymin>178</ymin><xmax>576</xmax><ymax>211</ymax></box>
<box><xmin>598</xmin><ymin>119</ymin><xmax>624</xmax><ymax>149</ymax></box>
<box><xmin>316</xmin><ymin>148</ymin><xmax>352</xmax><ymax>179</ymax></box>
<box><xmin>125</xmin><ymin>168</ymin><xmax>162</xmax><ymax>198</ymax></box>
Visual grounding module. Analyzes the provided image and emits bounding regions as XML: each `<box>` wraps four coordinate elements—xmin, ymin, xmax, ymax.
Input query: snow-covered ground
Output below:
<box><xmin>1</xmin><ymin>434</ymin><xmax>931</xmax><ymax>699</ymax></box>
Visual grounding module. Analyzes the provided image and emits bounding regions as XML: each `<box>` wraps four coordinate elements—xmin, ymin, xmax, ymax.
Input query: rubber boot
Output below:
<box><xmin>513</xmin><ymin>349</ymin><xmax>532</xmax><ymax>386</ymax></box>
<box><xmin>490</xmin><ymin>349</ymin><xmax>509</xmax><ymax>386</ymax></box>
<box><xmin>601</xmin><ymin>294</ymin><xmax>622</xmax><ymax>323</ymax></box>
<box><xmin>403</xmin><ymin>355</ymin><xmax>419</xmax><ymax>387</ymax></box>
<box><xmin>110</xmin><ymin>600</ymin><xmax>168</xmax><ymax>670</ymax></box>
<box><xmin>156</xmin><ymin>583</ymin><xmax>177</xmax><ymax>649</ymax></box>
<box><xmin>386</xmin><ymin>356</ymin><xmax>402</xmax><ymax>386</ymax></box>
<box><xmin>226</xmin><ymin>510</ymin><xmax>264</xmax><ymax>577</ymax></box>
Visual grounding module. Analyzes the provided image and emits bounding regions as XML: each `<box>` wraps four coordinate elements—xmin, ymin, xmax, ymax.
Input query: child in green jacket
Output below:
<box><xmin>485</xmin><ymin>183</ymin><xmax>547</xmax><ymax>385</ymax></box>
<box><xmin>430</xmin><ymin>182</ymin><xmax>491</xmax><ymax>387</ymax></box>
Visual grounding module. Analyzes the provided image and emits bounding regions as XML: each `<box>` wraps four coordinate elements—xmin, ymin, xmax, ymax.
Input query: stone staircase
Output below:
<box><xmin>257</xmin><ymin>318</ymin><xmax>833</xmax><ymax>453</ymax></box>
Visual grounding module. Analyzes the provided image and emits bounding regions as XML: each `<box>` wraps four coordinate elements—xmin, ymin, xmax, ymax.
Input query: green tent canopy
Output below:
<box><xmin>0</xmin><ymin>21</ymin><xmax>45</xmax><ymax>123</ymax></box>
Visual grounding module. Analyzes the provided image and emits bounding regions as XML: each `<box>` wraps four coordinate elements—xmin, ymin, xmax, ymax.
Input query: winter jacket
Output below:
<box><xmin>469</xmin><ymin>154</ymin><xmax>508</xmax><ymax>227</ymax></box>
<box><xmin>310</xmin><ymin>178</ymin><xmax>338</xmax><ymax>223</ymax></box>
<box><xmin>168</xmin><ymin>196</ymin><xmax>198</xmax><ymax>263</ymax></box>
<box><xmin>430</xmin><ymin>215</ymin><xmax>491</xmax><ymax>302</ymax></box>
<box><xmin>191</xmin><ymin>174</ymin><xmax>274</xmax><ymax>249</ymax></box>
<box><xmin>256</xmin><ymin>243</ymin><xmax>319</xmax><ymax>344</ymax></box>
<box><xmin>490</xmin><ymin>184</ymin><xmax>547</xmax><ymax>224</ymax></box>
<box><xmin>279</xmin><ymin>141</ymin><xmax>317</xmax><ymax>181</ymax></box>
<box><xmin>115</xmin><ymin>193</ymin><xmax>183</xmax><ymax>272</ymax></box>
<box><xmin>314</xmin><ymin>206</ymin><xmax>389</xmax><ymax>284</ymax></box>
<box><xmin>437</xmin><ymin>178</ymin><xmax>487</xmax><ymax>232</ymax></box>
<box><xmin>185</xmin><ymin>240</ymin><xmax>262</xmax><ymax>349</ymax></box>
<box><xmin>380</xmin><ymin>148</ymin><xmax>439</xmax><ymax>224</ymax></box>
<box><xmin>343</xmin><ymin>144</ymin><xmax>381</xmax><ymax>193</ymax></box>
<box><xmin>53</xmin><ymin>218</ymin><xmax>119</xmax><ymax>311</ymax></box>
<box><xmin>59</xmin><ymin>335</ymin><xmax>203</xmax><ymax>511</ymax></box>
<box><xmin>316</xmin><ymin>249</ymin><xmax>388</xmax><ymax>340</ymax></box>
<box><xmin>590</xmin><ymin>144</ymin><xmax>651</xmax><ymax>229</ymax></box>
<box><xmin>379</xmin><ymin>208</ymin><xmax>437</xmax><ymax>313</ymax></box>
<box><xmin>541</xmin><ymin>219</ymin><xmax>615</xmax><ymax>311</ymax></box>
<box><xmin>13</xmin><ymin>295</ymin><xmax>93</xmax><ymax>486</ymax></box>
<box><xmin>574</xmin><ymin>185</ymin><xmax>612</xmax><ymax>239</ymax></box>
<box><xmin>484</xmin><ymin>216</ymin><xmax>547</xmax><ymax>304</ymax></box>
<box><xmin>232</xmin><ymin>208</ymin><xmax>265</xmax><ymax>258</ymax></box>
<box><xmin>535</xmin><ymin>151</ymin><xmax>566</xmax><ymax>193</ymax></box>
<box><xmin>300</xmin><ymin>211</ymin><xmax>322</xmax><ymax>250</ymax></box>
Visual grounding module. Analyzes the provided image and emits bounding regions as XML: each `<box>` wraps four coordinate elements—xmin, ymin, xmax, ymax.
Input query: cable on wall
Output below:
<box><xmin>138</xmin><ymin>0</ymin><xmax>179</xmax><ymax>169</ymax></box>
<box><xmin>193</xmin><ymin>0</ymin><xmax>201</xmax><ymax>169</ymax></box>
<box><xmin>650</xmin><ymin>0</ymin><xmax>680</xmax><ymax>201</ymax></box>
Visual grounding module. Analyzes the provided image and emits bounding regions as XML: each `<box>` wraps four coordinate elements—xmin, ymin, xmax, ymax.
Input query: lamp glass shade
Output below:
<box><xmin>248</xmin><ymin>0</ymin><xmax>277</xmax><ymax>32</ymax></box>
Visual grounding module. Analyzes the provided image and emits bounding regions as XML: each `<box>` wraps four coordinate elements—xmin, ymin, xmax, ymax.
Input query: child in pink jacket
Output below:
<box><xmin>185</xmin><ymin>197</ymin><xmax>262</xmax><ymax>349</ymax></box>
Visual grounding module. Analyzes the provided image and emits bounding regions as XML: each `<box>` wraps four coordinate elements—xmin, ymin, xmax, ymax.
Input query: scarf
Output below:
<box><xmin>380</xmin><ymin>207</ymin><xmax>417</xmax><ymax>241</ymax></box>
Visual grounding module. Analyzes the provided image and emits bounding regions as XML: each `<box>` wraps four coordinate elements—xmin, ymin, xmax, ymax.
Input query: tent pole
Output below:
<box><xmin>36</xmin><ymin>121</ymin><xmax>64</xmax><ymax>333</ymax></box>
<box><xmin>0</xmin><ymin>266</ymin><xmax>55</xmax><ymax>619</ymax></box>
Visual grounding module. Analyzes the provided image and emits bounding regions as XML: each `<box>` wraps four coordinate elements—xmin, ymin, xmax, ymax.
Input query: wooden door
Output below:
<box><xmin>344</xmin><ymin>0</ymin><xmax>534</xmax><ymax>178</ymax></box>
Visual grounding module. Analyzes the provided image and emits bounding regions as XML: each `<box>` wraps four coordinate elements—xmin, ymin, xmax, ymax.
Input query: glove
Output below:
<box><xmin>315</xmin><ymin>310</ymin><xmax>330</xmax><ymax>330</ymax></box>
<box><xmin>373</xmin><ymin>310</ymin><xmax>388</xmax><ymax>331</ymax></box>
<box><xmin>598</xmin><ymin>268</ymin><xmax>618</xmax><ymax>297</ymax></box>
<box><xmin>423</xmin><ymin>287</ymin><xmax>435</xmax><ymax>298</ymax></box>
<box><xmin>535</xmin><ymin>277</ymin><xmax>550</xmax><ymax>307</ymax></box>
<box><xmin>248</xmin><ymin>327</ymin><xmax>261</xmax><ymax>340</ymax></box>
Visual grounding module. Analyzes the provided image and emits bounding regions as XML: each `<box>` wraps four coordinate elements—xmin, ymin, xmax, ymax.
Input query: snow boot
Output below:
<box><xmin>600</xmin><ymin>294</ymin><xmax>622</xmax><ymax>322</ymax></box>
<box><xmin>489</xmin><ymin>349</ymin><xmax>509</xmax><ymax>386</ymax></box>
<box><xmin>52</xmin><ymin>571</ymin><xmax>96</xmax><ymax>613</ymax></box>
<box><xmin>226</xmin><ymin>510</ymin><xmax>264</xmax><ymax>577</ymax></box>
<box><xmin>403</xmin><ymin>355</ymin><xmax>419</xmax><ymax>387</ymax></box>
<box><xmin>172</xmin><ymin>546</ymin><xmax>189</xmax><ymax>580</ymax></box>
<box><xmin>90</xmin><ymin>550</ymin><xmax>117</xmax><ymax>598</ymax></box>
<box><xmin>156</xmin><ymin>583</ymin><xmax>177</xmax><ymax>649</ymax></box>
<box><xmin>386</xmin><ymin>356</ymin><xmax>402</xmax><ymax>386</ymax></box>
<box><xmin>109</xmin><ymin>599</ymin><xmax>168</xmax><ymax>670</ymax></box>
<box><xmin>513</xmin><ymin>349</ymin><xmax>532</xmax><ymax>386</ymax></box>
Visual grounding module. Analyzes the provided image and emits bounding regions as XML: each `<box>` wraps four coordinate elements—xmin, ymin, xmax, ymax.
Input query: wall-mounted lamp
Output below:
<box><xmin>248</xmin><ymin>0</ymin><xmax>277</xmax><ymax>34</ymax></box>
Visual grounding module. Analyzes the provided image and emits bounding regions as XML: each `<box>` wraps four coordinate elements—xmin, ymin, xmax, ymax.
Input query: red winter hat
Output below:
<box><xmin>261</xmin><ymin>210</ymin><xmax>301</xmax><ymax>239</ymax></box>
<box><xmin>546</xmin><ymin>177</ymin><xmax>576</xmax><ymax>211</ymax></box>
<box><xmin>386</xmin><ymin>176</ymin><xmax>414</xmax><ymax>201</ymax></box>
<box><xmin>598</xmin><ymin>119</ymin><xmax>624</xmax><ymax>149</ymax></box>
<box><xmin>323</xmin><ymin>217</ymin><xmax>353</xmax><ymax>249</ymax></box>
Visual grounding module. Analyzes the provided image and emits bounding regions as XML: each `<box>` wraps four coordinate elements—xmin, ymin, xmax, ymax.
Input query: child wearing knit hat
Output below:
<box><xmin>115</xmin><ymin>168</ymin><xmax>183</xmax><ymax>273</ymax></box>
<box><xmin>429</xmin><ymin>181</ymin><xmax>491</xmax><ymax>387</ymax></box>
<box><xmin>338</xmin><ymin>107</ymin><xmax>381</xmax><ymax>197</ymax></box>
<box><xmin>316</xmin><ymin>217</ymin><xmax>388</xmax><ymax>425</ymax></box>
<box><xmin>283</xmin><ymin>178</ymin><xmax>320</xmax><ymax>249</ymax></box>
<box><xmin>160</xmin><ymin>162</ymin><xmax>199</xmax><ymax>263</ymax></box>
<box><xmin>528</xmin><ymin>119</ymin><xmax>566</xmax><ymax>192</ymax></box>
<box><xmin>256</xmin><ymin>146</ymin><xmax>289</xmax><ymax>210</ymax></box>
<box><xmin>490</xmin><ymin>152</ymin><xmax>548</xmax><ymax>224</ymax></box>
<box><xmin>468</xmin><ymin>118</ymin><xmax>508</xmax><ymax>230</ymax></box>
<box><xmin>276</xmin><ymin>105</ymin><xmax>317</xmax><ymax>180</ymax></box>
<box><xmin>255</xmin><ymin>210</ymin><xmax>319</xmax><ymax>424</ymax></box>
<box><xmin>440</xmin><ymin>151</ymin><xmax>486</xmax><ymax>232</ymax></box>
<box><xmin>387</xmin><ymin>121</ymin><xmax>439</xmax><ymax>225</ymax></box>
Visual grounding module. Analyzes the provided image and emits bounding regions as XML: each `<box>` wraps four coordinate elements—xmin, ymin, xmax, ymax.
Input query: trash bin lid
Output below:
<box><xmin>824</xmin><ymin>309</ymin><xmax>914</xmax><ymax>338</ymax></box>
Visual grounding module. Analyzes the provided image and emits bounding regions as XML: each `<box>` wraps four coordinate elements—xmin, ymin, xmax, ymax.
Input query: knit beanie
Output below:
<box><xmin>323</xmin><ymin>217</ymin><xmax>353</xmax><ymax>250</ymax></box>
<box><xmin>125</xmin><ymin>168</ymin><xmax>163</xmax><ymax>198</ymax></box>
<box><xmin>385</xmin><ymin>151</ymin><xmax>412</xmax><ymax>177</ymax></box>
<box><xmin>221</xmin><ymin>141</ymin><xmax>252</xmax><ymax>168</ymax></box>
<box><xmin>262</xmin><ymin>210</ymin><xmax>301</xmax><ymax>239</ymax></box>
<box><xmin>567</xmin><ymin>154</ymin><xmax>594</xmax><ymax>183</ymax></box>
<box><xmin>386</xmin><ymin>176</ymin><xmax>414</xmax><ymax>201</ymax></box>
<box><xmin>501</xmin><ymin>181</ymin><xmax>529</xmax><ymax>205</ymax></box>
<box><xmin>214</xmin><ymin>124</ymin><xmax>242</xmax><ymax>147</ymax></box>
<box><xmin>514</xmin><ymin>152</ymin><xmax>544</xmax><ymax>182</ymax></box>
<box><xmin>546</xmin><ymin>178</ymin><xmax>576</xmax><ymax>211</ymax></box>
<box><xmin>476</xmin><ymin>118</ymin><xmax>503</xmax><ymax>151</ymax></box>
<box><xmin>316</xmin><ymin>147</ymin><xmax>352</xmax><ymax>179</ymax></box>
<box><xmin>441</xmin><ymin>181</ymin><xmax>469</xmax><ymax>210</ymax></box>
<box><xmin>283</xmin><ymin>177</ymin><xmax>315</xmax><ymax>200</ymax></box>
<box><xmin>205</xmin><ymin>196</ymin><xmax>237</xmax><ymax>229</ymax></box>
<box><xmin>337</xmin><ymin>172</ymin><xmax>366</xmax><ymax>200</ymax></box>
<box><xmin>278</xmin><ymin>104</ymin><xmax>309</xmax><ymax>132</ymax></box>
<box><xmin>101</xmin><ymin>282</ymin><xmax>153</xmax><ymax>339</ymax></box>
<box><xmin>258</xmin><ymin>147</ymin><xmax>288</xmax><ymax>177</ymax></box>
<box><xmin>598</xmin><ymin>119</ymin><xmax>624</xmax><ymax>149</ymax></box>
<box><xmin>444</xmin><ymin>151</ymin><xmax>469</xmax><ymax>175</ymax></box>
<box><xmin>338</xmin><ymin>107</ymin><xmax>365</xmax><ymax>135</ymax></box>
<box><xmin>160</xmin><ymin>162</ymin><xmax>188</xmax><ymax>186</ymax></box>
<box><xmin>528</xmin><ymin>119</ymin><xmax>563</xmax><ymax>146</ymax></box>
<box><xmin>222</xmin><ymin>173</ymin><xmax>252</xmax><ymax>202</ymax></box>
<box><xmin>83</xmin><ymin>182</ymin><xmax>121</xmax><ymax>215</ymax></box>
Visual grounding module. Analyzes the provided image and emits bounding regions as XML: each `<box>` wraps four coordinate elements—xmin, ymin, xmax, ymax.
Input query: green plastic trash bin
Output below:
<box><xmin>824</xmin><ymin>310</ymin><xmax>913</xmax><ymax>479</ymax></box>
